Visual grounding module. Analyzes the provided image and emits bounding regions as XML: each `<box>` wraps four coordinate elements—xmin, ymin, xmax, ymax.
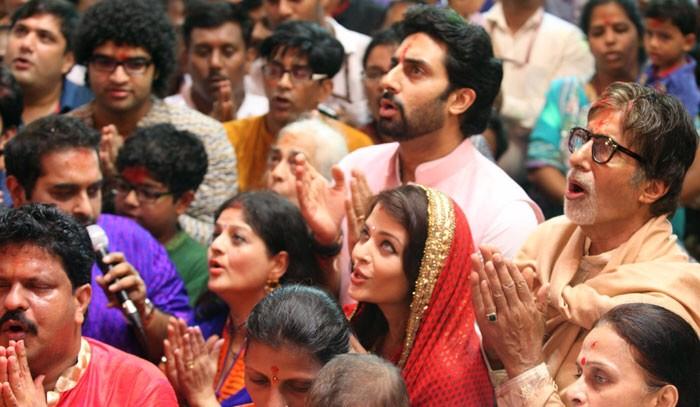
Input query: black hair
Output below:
<box><xmin>260</xmin><ymin>21</ymin><xmax>344</xmax><ymax>78</ymax></box>
<box><xmin>246</xmin><ymin>285</ymin><xmax>350</xmax><ymax>365</ymax></box>
<box><xmin>580</xmin><ymin>0</ymin><xmax>645</xmax><ymax>65</ymax></box>
<box><xmin>0</xmin><ymin>66</ymin><xmax>23</xmax><ymax>131</ymax></box>
<box><xmin>362</xmin><ymin>25</ymin><xmax>402</xmax><ymax>68</ymax></box>
<box><xmin>597</xmin><ymin>303</ymin><xmax>700</xmax><ymax>407</ymax></box>
<box><xmin>11</xmin><ymin>0</ymin><xmax>79</xmax><ymax>53</ymax></box>
<box><xmin>644</xmin><ymin>0</ymin><xmax>697</xmax><ymax>35</ymax></box>
<box><xmin>116</xmin><ymin>123</ymin><xmax>207</xmax><ymax>200</ymax></box>
<box><xmin>0</xmin><ymin>204</ymin><xmax>93</xmax><ymax>288</ymax></box>
<box><xmin>400</xmin><ymin>5</ymin><xmax>503</xmax><ymax>137</ymax></box>
<box><xmin>351</xmin><ymin>185</ymin><xmax>428</xmax><ymax>351</ymax></box>
<box><xmin>380</xmin><ymin>0</ymin><xmax>425</xmax><ymax>28</ymax></box>
<box><xmin>307</xmin><ymin>353</ymin><xmax>410</xmax><ymax>407</ymax></box>
<box><xmin>4</xmin><ymin>115</ymin><xmax>100</xmax><ymax>197</ymax></box>
<box><xmin>182</xmin><ymin>1</ymin><xmax>252</xmax><ymax>48</ymax></box>
<box><xmin>580</xmin><ymin>0</ymin><xmax>644</xmax><ymax>38</ymax></box>
<box><xmin>74</xmin><ymin>0</ymin><xmax>176</xmax><ymax>96</ymax></box>
<box><xmin>214</xmin><ymin>191</ymin><xmax>324</xmax><ymax>286</ymax></box>
<box><xmin>589</xmin><ymin>82</ymin><xmax>697</xmax><ymax>216</ymax></box>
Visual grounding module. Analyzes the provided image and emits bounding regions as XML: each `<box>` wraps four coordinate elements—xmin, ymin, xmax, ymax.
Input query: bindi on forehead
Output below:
<box><xmin>580</xmin><ymin>356</ymin><xmax>587</xmax><ymax>366</ymax></box>
<box><xmin>271</xmin><ymin>365</ymin><xmax>280</xmax><ymax>383</ymax></box>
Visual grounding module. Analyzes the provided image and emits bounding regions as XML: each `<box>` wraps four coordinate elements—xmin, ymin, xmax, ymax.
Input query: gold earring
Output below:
<box><xmin>265</xmin><ymin>278</ymin><xmax>280</xmax><ymax>294</ymax></box>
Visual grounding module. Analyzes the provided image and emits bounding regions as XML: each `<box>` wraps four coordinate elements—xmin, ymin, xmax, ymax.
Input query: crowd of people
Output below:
<box><xmin>0</xmin><ymin>0</ymin><xmax>699</xmax><ymax>405</ymax></box>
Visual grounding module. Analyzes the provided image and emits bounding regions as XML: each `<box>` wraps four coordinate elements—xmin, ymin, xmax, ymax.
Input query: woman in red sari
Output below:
<box><xmin>349</xmin><ymin>184</ymin><xmax>494</xmax><ymax>406</ymax></box>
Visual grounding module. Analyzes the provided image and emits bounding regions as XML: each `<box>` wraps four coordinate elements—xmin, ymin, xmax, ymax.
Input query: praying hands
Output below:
<box><xmin>0</xmin><ymin>341</ymin><xmax>46</xmax><ymax>407</ymax></box>
<box><xmin>470</xmin><ymin>246</ymin><xmax>547</xmax><ymax>379</ymax></box>
<box><xmin>162</xmin><ymin>318</ymin><xmax>222</xmax><ymax>407</ymax></box>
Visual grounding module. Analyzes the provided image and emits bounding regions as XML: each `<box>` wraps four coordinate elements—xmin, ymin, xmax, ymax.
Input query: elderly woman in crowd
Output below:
<box><xmin>265</xmin><ymin>118</ymin><xmax>348</xmax><ymax>207</ymax></box>
<box><xmin>503</xmin><ymin>302</ymin><xmax>699</xmax><ymax>406</ymax></box>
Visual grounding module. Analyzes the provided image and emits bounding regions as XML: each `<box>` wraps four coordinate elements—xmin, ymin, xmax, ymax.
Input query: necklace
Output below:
<box><xmin>214</xmin><ymin>317</ymin><xmax>247</xmax><ymax>397</ymax></box>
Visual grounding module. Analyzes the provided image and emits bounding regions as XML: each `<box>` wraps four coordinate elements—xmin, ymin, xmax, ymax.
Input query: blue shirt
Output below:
<box><xmin>59</xmin><ymin>78</ymin><xmax>93</xmax><ymax>113</ymax></box>
<box><xmin>640</xmin><ymin>57</ymin><xmax>700</xmax><ymax>119</ymax></box>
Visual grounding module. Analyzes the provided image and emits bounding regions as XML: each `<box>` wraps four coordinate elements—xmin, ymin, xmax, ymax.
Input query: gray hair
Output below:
<box><xmin>306</xmin><ymin>353</ymin><xmax>410</xmax><ymax>407</ymax></box>
<box><xmin>588</xmin><ymin>82</ymin><xmax>697</xmax><ymax>217</ymax></box>
<box><xmin>278</xmin><ymin>118</ymin><xmax>348</xmax><ymax>179</ymax></box>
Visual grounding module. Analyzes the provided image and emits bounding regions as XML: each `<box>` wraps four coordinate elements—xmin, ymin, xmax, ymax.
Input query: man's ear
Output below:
<box><xmin>447</xmin><ymin>87</ymin><xmax>476</xmax><ymax>116</ymax></box>
<box><xmin>174</xmin><ymin>190</ymin><xmax>195</xmax><ymax>215</ymax></box>
<box><xmin>74</xmin><ymin>284</ymin><xmax>92</xmax><ymax>325</ymax></box>
<box><xmin>683</xmin><ymin>32</ymin><xmax>696</xmax><ymax>53</ymax></box>
<box><xmin>61</xmin><ymin>51</ymin><xmax>76</xmax><ymax>76</ymax></box>
<box><xmin>6</xmin><ymin>175</ymin><xmax>28</xmax><ymax>207</ymax></box>
<box><xmin>638</xmin><ymin>178</ymin><xmax>669</xmax><ymax>205</ymax></box>
<box><xmin>317</xmin><ymin>78</ymin><xmax>334</xmax><ymax>103</ymax></box>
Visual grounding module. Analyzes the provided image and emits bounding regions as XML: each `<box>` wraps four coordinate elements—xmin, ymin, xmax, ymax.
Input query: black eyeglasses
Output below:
<box><xmin>112</xmin><ymin>178</ymin><xmax>172</xmax><ymax>204</ymax></box>
<box><xmin>89</xmin><ymin>55</ymin><xmax>153</xmax><ymax>76</ymax></box>
<box><xmin>262</xmin><ymin>62</ymin><xmax>327</xmax><ymax>84</ymax></box>
<box><xmin>568</xmin><ymin>127</ymin><xmax>645</xmax><ymax>165</ymax></box>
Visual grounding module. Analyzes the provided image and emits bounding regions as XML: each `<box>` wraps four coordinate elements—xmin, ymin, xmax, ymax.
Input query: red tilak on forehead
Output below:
<box><xmin>115</xmin><ymin>49</ymin><xmax>130</xmax><ymax>61</ymax></box>
<box><xmin>581</xmin><ymin>357</ymin><xmax>587</xmax><ymax>366</ymax></box>
<box><xmin>122</xmin><ymin>166</ymin><xmax>150</xmax><ymax>184</ymax></box>
<box><xmin>271</xmin><ymin>366</ymin><xmax>279</xmax><ymax>374</ymax></box>
<box><xmin>646</xmin><ymin>18</ymin><xmax>665</xmax><ymax>30</ymax></box>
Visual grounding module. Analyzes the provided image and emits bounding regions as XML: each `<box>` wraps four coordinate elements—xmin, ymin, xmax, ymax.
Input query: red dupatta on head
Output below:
<box><xmin>399</xmin><ymin>187</ymin><xmax>494</xmax><ymax>406</ymax></box>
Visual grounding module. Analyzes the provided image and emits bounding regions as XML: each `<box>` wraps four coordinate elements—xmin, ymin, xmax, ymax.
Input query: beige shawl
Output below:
<box><xmin>516</xmin><ymin>215</ymin><xmax>700</xmax><ymax>389</ymax></box>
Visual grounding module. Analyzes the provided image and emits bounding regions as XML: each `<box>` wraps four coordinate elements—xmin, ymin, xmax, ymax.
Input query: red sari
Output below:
<box><xmin>353</xmin><ymin>187</ymin><xmax>494</xmax><ymax>406</ymax></box>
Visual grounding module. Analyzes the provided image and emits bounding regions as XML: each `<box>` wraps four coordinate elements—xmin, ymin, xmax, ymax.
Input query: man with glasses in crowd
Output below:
<box><xmin>67</xmin><ymin>0</ymin><xmax>238</xmax><ymax>245</ymax></box>
<box><xmin>224</xmin><ymin>20</ymin><xmax>371</xmax><ymax>192</ymax></box>
<box><xmin>471</xmin><ymin>82</ymin><xmax>700</xmax><ymax>403</ymax></box>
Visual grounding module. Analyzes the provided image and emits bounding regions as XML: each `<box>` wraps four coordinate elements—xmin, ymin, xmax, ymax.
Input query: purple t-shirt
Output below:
<box><xmin>83</xmin><ymin>214</ymin><xmax>192</xmax><ymax>356</ymax></box>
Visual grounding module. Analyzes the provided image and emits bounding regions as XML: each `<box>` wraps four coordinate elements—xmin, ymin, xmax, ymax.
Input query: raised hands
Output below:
<box><xmin>344</xmin><ymin>169</ymin><xmax>372</xmax><ymax>250</ymax></box>
<box><xmin>293</xmin><ymin>154</ymin><xmax>347</xmax><ymax>246</ymax></box>
<box><xmin>98</xmin><ymin>124</ymin><xmax>124</xmax><ymax>178</ymax></box>
<box><xmin>0</xmin><ymin>341</ymin><xmax>46</xmax><ymax>407</ymax></box>
<box><xmin>470</xmin><ymin>246</ymin><xmax>546</xmax><ymax>378</ymax></box>
<box><xmin>210</xmin><ymin>81</ymin><xmax>234</xmax><ymax>123</ymax></box>
<box><xmin>163</xmin><ymin>318</ymin><xmax>222</xmax><ymax>407</ymax></box>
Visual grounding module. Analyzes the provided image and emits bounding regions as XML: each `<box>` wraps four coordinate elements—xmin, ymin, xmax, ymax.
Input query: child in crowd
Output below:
<box><xmin>114</xmin><ymin>123</ymin><xmax>209</xmax><ymax>306</ymax></box>
<box><xmin>640</xmin><ymin>0</ymin><xmax>700</xmax><ymax>118</ymax></box>
<box><xmin>307</xmin><ymin>354</ymin><xmax>410</xmax><ymax>407</ymax></box>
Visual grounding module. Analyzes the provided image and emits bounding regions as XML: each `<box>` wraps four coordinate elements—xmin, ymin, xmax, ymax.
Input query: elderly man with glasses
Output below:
<box><xmin>223</xmin><ymin>20</ymin><xmax>371</xmax><ymax>192</ymax></box>
<box><xmin>67</xmin><ymin>0</ymin><xmax>238</xmax><ymax>246</ymax></box>
<box><xmin>470</xmin><ymin>81</ymin><xmax>700</xmax><ymax>405</ymax></box>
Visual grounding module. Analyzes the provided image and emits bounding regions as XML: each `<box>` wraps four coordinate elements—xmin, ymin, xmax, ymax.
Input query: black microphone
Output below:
<box><xmin>86</xmin><ymin>224</ymin><xmax>148</xmax><ymax>351</ymax></box>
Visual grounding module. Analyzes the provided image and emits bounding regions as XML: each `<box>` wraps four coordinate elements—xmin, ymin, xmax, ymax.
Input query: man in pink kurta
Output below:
<box><xmin>296</xmin><ymin>6</ymin><xmax>542</xmax><ymax>304</ymax></box>
<box><xmin>337</xmin><ymin>138</ymin><xmax>542</xmax><ymax>304</ymax></box>
<box><xmin>0</xmin><ymin>204</ymin><xmax>177</xmax><ymax>406</ymax></box>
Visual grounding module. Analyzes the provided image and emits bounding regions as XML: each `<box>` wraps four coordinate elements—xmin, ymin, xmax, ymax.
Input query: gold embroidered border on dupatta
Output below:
<box><xmin>397</xmin><ymin>186</ymin><xmax>455</xmax><ymax>368</ymax></box>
